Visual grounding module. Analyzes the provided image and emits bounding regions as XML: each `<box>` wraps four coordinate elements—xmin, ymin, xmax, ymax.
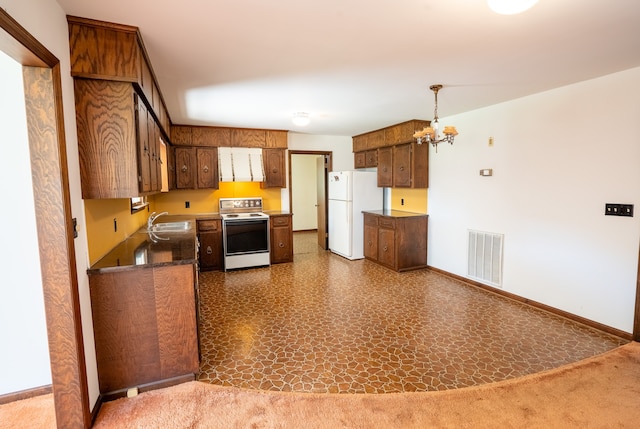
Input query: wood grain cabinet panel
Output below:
<box><xmin>354</xmin><ymin>151</ymin><xmax>366</xmax><ymax>169</ymax></box>
<box><xmin>68</xmin><ymin>17</ymin><xmax>139</xmax><ymax>81</ymax></box>
<box><xmin>262</xmin><ymin>148</ymin><xmax>286</xmax><ymax>188</ymax></box>
<box><xmin>175</xmin><ymin>147</ymin><xmax>219</xmax><ymax>190</ymax></box>
<box><xmin>232</xmin><ymin>129</ymin><xmax>266</xmax><ymax>147</ymax></box>
<box><xmin>192</xmin><ymin>127</ymin><xmax>231</xmax><ymax>147</ymax></box>
<box><xmin>75</xmin><ymin>79</ymin><xmax>147</xmax><ymax>199</ymax></box>
<box><xmin>89</xmin><ymin>263</ymin><xmax>198</xmax><ymax>394</ymax></box>
<box><xmin>270</xmin><ymin>214</ymin><xmax>293</xmax><ymax>264</ymax></box>
<box><xmin>265</xmin><ymin>130</ymin><xmax>288</xmax><ymax>148</ymax></box>
<box><xmin>363</xmin><ymin>212</ymin><xmax>428</xmax><ymax>272</ymax></box>
<box><xmin>197</xmin><ymin>219</ymin><xmax>223</xmax><ymax>271</ymax></box>
<box><xmin>377</xmin><ymin>146</ymin><xmax>393</xmax><ymax>187</ymax></box>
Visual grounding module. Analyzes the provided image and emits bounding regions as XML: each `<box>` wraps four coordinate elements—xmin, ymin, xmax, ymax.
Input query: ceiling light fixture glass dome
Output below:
<box><xmin>488</xmin><ymin>0</ymin><xmax>538</xmax><ymax>15</ymax></box>
<box><xmin>292</xmin><ymin>112</ymin><xmax>310</xmax><ymax>126</ymax></box>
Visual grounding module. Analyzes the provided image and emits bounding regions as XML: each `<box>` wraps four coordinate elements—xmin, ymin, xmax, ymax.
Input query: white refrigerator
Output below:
<box><xmin>328</xmin><ymin>170</ymin><xmax>383</xmax><ymax>260</ymax></box>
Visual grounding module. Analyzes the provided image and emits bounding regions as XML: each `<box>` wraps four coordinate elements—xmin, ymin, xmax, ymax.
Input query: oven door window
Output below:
<box><xmin>224</xmin><ymin>219</ymin><xmax>269</xmax><ymax>255</ymax></box>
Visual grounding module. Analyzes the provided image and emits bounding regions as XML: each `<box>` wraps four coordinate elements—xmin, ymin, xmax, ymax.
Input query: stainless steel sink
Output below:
<box><xmin>149</xmin><ymin>221</ymin><xmax>193</xmax><ymax>232</ymax></box>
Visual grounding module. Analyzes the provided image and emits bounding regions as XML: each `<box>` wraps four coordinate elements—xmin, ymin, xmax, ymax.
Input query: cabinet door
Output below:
<box><xmin>198</xmin><ymin>227</ymin><xmax>223</xmax><ymax>271</ymax></box>
<box><xmin>196</xmin><ymin>148</ymin><xmax>218</xmax><ymax>189</ymax></box>
<box><xmin>263</xmin><ymin>148</ymin><xmax>286</xmax><ymax>188</ymax></box>
<box><xmin>166</xmin><ymin>144</ymin><xmax>176</xmax><ymax>190</ymax></box>
<box><xmin>378</xmin><ymin>228</ymin><xmax>396</xmax><ymax>268</ymax></box>
<box><xmin>377</xmin><ymin>146</ymin><xmax>393</xmax><ymax>187</ymax></box>
<box><xmin>365</xmin><ymin>149</ymin><xmax>378</xmax><ymax>168</ymax></box>
<box><xmin>136</xmin><ymin>96</ymin><xmax>151</xmax><ymax>193</ymax></box>
<box><xmin>270</xmin><ymin>215</ymin><xmax>293</xmax><ymax>263</ymax></box>
<box><xmin>148</xmin><ymin>112</ymin><xmax>160</xmax><ymax>192</ymax></box>
<box><xmin>198</xmin><ymin>219</ymin><xmax>223</xmax><ymax>270</ymax></box>
<box><xmin>393</xmin><ymin>143</ymin><xmax>412</xmax><ymax>187</ymax></box>
<box><xmin>364</xmin><ymin>223</ymin><xmax>378</xmax><ymax>261</ymax></box>
<box><xmin>354</xmin><ymin>152</ymin><xmax>366</xmax><ymax>169</ymax></box>
<box><xmin>175</xmin><ymin>147</ymin><xmax>195</xmax><ymax>189</ymax></box>
<box><xmin>75</xmin><ymin>79</ymin><xmax>139</xmax><ymax>199</ymax></box>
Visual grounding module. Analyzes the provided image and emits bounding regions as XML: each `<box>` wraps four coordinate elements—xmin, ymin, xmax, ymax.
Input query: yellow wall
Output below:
<box><xmin>390</xmin><ymin>188</ymin><xmax>428</xmax><ymax>213</ymax></box>
<box><xmin>84</xmin><ymin>182</ymin><xmax>282</xmax><ymax>265</ymax></box>
<box><xmin>153</xmin><ymin>182</ymin><xmax>282</xmax><ymax>213</ymax></box>
<box><xmin>84</xmin><ymin>198</ymin><xmax>152</xmax><ymax>265</ymax></box>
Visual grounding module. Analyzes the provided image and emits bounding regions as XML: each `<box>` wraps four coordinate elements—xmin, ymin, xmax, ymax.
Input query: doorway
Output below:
<box><xmin>0</xmin><ymin>9</ymin><xmax>90</xmax><ymax>428</ymax></box>
<box><xmin>288</xmin><ymin>150</ymin><xmax>332</xmax><ymax>250</ymax></box>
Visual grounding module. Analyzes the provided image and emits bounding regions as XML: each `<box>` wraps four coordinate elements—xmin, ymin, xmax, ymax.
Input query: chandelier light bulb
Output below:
<box><xmin>488</xmin><ymin>0</ymin><xmax>538</xmax><ymax>15</ymax></box>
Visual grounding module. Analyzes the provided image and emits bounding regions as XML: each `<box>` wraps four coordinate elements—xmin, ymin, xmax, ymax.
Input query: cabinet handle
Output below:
<box><xmin>203</xmin><ymin>165</ymin><xmax>209</xmax><ymax>173</ymax></box>
<box><xmin>399</xmin><ymin>166</ymin><xmax>404</xmax><ymax>171</ymax></box>
<box><xmin>383</xmin><ymin>246</ymin><xmax>388</xmax><ymax>252</ymax></box>
<box><xmin>383</xmin><ymin>167</ymin><xmax>387</xmax><ymax>172</ymax></box>
<box><xmin>181</xmin><ymin>165</ymin><xmax>188</xmax><ymax>173</ymax></box>
<box><xmin>206</xmin><ymin>246</ymin><xmax>212</xmax><ymax>255</ymax></box>
<box><xmin>279</xmin><ymin>242</ymin><xmax>285</xmax><ymax>248</ymax></box>
<box><xmin>272</xmin><ymin>168</ymin><xmax>278</xmax><ymax>173</ymax></box>
<box><xmin>368</xmin><ymin>241</ymin><xmax>372</xmax><ymax>247</ymax></box>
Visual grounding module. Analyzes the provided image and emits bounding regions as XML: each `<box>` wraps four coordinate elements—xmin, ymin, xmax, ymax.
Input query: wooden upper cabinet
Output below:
<box><xmin>174</xmin><ymin>147</ymin><xmax>219</xmax><ymax>190</ymax></box>
<box><xmin>175</xmin><ymin>147</ymin><xmax>196</xmax><ymax>189</ymax></box>
<box><xmin>196</xmin><ymin>148</ymin><xmax>218</xmax><ymax>189</ymax></box>
<box><xmin>367</xmin><ymin>130</ymin><xmax>385</xmax><ymax>149</ymax></box>
<box><xmin>262</xmin><ymin>148</ymin><xmax>286</xmax><ymax>188</ymax></box>
<box><xmin>265</xmin><ymin>130</ymin><xmax>288</xmax><ymax>148</ymax></box>
<box><xmin>171</xmin><ymin>125</ymin><xmax>287</xmax><ymax>149</ymax></box>
<box><xmin>75</xmin><ymin>79</ymin><xmax>140</xmax><ymax>199</ymax></box>
<box><xmin>377</xmin><ymin>147</ymin><xmax>393</xmax><ymax>188</ymax></box>
<box><xmin>68</xmin><ymin>16</ymin><xmax>172</xmax><ymax>139</ymax></box>
<box><xmin>192</xmin><ymin>127</ymin><xmax>231</xmax><ymax>147</ymax></box>
<box><xmin>232</xmin><ymin>129</ymin><xmax>266</xmax><ymax>147</ymax></box>
<box><xmin>68</xmin><ymin>16</ymin><xmax>140</xmax><ymax>81</ymax></box>
<box><xmin>352</xmin><ymin>134</ymin><xmax>368</xmax><ymax>152</ymax></box>
<box><xmin>393</xmin><ymin>142</ymin><xmax>429</xmax><ymax>188</ymax></box>
<box><xmin>171</xmin><ymin>126</ymin><xmax>192</xmax><ymax>145</ymax></box>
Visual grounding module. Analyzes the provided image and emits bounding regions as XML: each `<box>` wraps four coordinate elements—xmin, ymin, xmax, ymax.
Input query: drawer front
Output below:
<box><xmin>271</xmin><ymin>215</ymin><xmax>291</xmax><ymax>227</ymax></box>
<box><xmin>378</xmin><ymin>217</ymin><xmax>396</xmax><ymax>229</ymax></box>
<box><xmin>364</xmin><ymin>214</ymin><xmax>378</xmax><ymax>227</ymax></box>
<box><xmin>197</xmin><ymin>219</ymin><xmax>220</xmax><ymax>232</ymax></box>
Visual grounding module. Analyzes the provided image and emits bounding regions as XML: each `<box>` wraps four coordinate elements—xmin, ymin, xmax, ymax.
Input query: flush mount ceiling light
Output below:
<box><xmin>413</xmin><ymin>84</ymin><xmax>458</xmax><ymax>152</ymax></box>
<box><xmin>488</xmin><ymin>0</ymin><xmax>538</xmax><ymax>15</ymax></box>
<box><xmin>292</xmin><ymin>112</ymin><xmax>310</xmax><ymax>126</ymax></box>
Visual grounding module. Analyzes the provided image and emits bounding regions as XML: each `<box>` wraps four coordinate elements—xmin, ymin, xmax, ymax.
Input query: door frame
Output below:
<box><xmin>0</xmin><ymin>9</ymin><xmax>91</xmax><ymax>428</ymax></box>
<box><xmin>288</xmin><ymin>150</ymin><xmax>332</xmax><ymax>235</ymax></box>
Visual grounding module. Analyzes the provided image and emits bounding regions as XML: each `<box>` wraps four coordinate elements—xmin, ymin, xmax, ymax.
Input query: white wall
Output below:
<box><xmin>0</xmin><ymin>51</ymin><xmax>51</xmax><ymax>394</ymax></box>
<box><xmin>428</xmin><ymin>67</ymin><xmax>640</xmax><ymax>333</ymax></box>
<box><xmin>281</xmin><ymin>133</ymin><xmax>353</xmax><ymax>211</ymax></box>
<box><xmin>0</xmin><ymin>0</ymin><xmax>99</xmax><ymax>405</ymax></box>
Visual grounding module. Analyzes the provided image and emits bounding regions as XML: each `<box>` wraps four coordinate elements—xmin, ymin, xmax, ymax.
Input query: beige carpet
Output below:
<box><xmin>3</xmin><ymin>342</ymin><xmax>640</xmax><ymax>428</ymax></box>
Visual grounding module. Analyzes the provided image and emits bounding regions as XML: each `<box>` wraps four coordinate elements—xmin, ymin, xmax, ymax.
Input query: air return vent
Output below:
<box><xmin>467</xmin><ymin>230</ymin><xmax>504</xmax><ymax>287</ymax></box>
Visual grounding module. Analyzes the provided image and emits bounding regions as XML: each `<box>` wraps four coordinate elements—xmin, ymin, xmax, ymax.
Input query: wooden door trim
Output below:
<box><xmin>1</xmin><ymin>9</ymin><xmax>91</xmax><ymax>429</ymax></box>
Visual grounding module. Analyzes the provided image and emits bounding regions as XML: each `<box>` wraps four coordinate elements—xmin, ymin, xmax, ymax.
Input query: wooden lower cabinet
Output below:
<box><xmin>270</xmin><ymin>213</ymin><xmax>293</xmax><ymax>263</ymax></box>
<box><xmin>197</xmin><ymin>219</ymin><xmax>223</xmax><ymax>271</ymax></box>
<box><xmin>89</xmin><ymin>263</ymin><xmax>199</xmax><ymax>395</ymax></box>
<box><xmin>363</xmin><ymin>211</ymin><xmax>428</xmax><ymax>272</ymax></box>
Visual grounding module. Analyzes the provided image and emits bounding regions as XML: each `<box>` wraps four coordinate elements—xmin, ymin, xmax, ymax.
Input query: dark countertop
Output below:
<box><xmin>88</xmin><ymin>217</ymin><xmax>198</xmax><ymax>274</ymax></box>
<box><xmin>362</xmin><ymin>209</ymin><xmax>428</xmax><ymax>218</ymax></box>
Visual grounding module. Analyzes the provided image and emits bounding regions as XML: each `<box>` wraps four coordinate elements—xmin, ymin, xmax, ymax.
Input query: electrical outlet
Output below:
<box><xmin>620</xmin><ymin>204</ymin><xmax>634</xmax><ymax>217</ymax></box>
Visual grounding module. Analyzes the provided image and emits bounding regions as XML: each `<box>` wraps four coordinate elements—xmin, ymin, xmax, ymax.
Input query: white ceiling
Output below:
<box><xmin>56</xmin><ymin>0</ymin><xmax>640</xmax><ymax>137</ymax></box>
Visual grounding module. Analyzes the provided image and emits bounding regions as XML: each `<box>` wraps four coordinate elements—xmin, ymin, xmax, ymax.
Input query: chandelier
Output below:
<box><xmin>413</xmin><ymin>84</ymin><xmax>458</xmax><ymax>151</ymax></box>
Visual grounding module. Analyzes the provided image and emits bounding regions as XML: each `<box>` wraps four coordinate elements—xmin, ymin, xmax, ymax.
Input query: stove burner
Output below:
<box><xmin>250</xmin><ymin>213</ymin><xmax>262</xmax><ymax>217</ymax></box>
<box><xmin>226</xmin><ymin>214</ymin><xmax>239</xmax><ymax>218</ymax></box>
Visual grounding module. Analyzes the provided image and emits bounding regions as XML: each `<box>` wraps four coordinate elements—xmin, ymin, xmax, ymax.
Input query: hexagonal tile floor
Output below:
<box><xmin>197</xmin><ymin>231</ymin><xmax>627</xmax><ymax>393</ymax></box>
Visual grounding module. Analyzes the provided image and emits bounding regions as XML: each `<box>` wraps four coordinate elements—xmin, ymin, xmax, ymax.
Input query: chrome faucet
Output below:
<box><xmin>147</xmin><ymin>211</ymin><xmax>168</xmax><ymax>230</ymax></box>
